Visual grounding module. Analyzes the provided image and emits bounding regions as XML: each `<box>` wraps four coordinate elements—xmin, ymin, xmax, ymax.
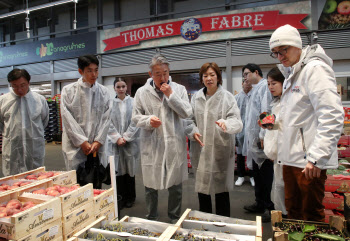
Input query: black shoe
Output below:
<box><xmin>243</xmin><ymin>203</ymin><xmax>265</xmax><ymax>213</ymax></box>
<box><xmin>261</xmin><ymin>209</ymin><xmax>271</xmax><ymax>223</ymax></box>
<box><xmin>125</xmin><ymin>201</ymin><xmax>135</xmax><ymax>208</ymax></box>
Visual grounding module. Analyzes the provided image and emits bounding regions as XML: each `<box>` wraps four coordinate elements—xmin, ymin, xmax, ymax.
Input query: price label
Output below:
<box><xmin>49</xmin><ymin>225</ymin><xmax>59</xmax><ymax>237</ymax></box>
<box><xmin>107</xmin><ymin>196</ymin><xmax>113</xmax><ymax>204</ymax></box>
<box><xmin>43</xmin><ymin>209</ymin><xmax>54</xmax><ymax>220</ymax></box>
<box><xmin>84</xmin><ymin>189</ymin><xmax>92</xmax><ymax>199</ymax></box>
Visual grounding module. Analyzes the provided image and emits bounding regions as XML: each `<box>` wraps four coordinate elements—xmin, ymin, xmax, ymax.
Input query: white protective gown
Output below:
<box><xmin>61</xmin><ymin>77</ymin><xmax>112</xmax><ymax>170</ymax></box>
<box><xmin>263</xmin><ymin>98</ymin><xmax>287</xmax><ymax>215</ymax></box>
<box><xmin>235</xmin><ymin>89</ymin><xmax>251</xmax><ymax>155</ymax></box>
<box><xmin>132</xmin><ymin>77</ymin><xmax>192</xmax><ymax>190</ymax></box>
<box><xmin>0</xmin><ymin>89</ymin><xmax>49</xmax><ymax>176</ymax></box>
<box><xmin>186</xmin><ymin>86</ymin><xmax>243</xmax><ymax>195</ymax></box>
<box><xmin>105</xmin><ymin>95</ymin><xmax>140</xmax><ymax>177</ymax></box>
<box><xmin>242</xmin><ymin>79</ymin><xmax>272</xmax><ymax>169</ymax></box>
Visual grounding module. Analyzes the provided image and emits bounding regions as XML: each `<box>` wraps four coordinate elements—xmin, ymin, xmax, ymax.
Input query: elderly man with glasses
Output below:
<box><xmin>269</xmin><ymin>24</ymin><xmax>344</xmax><ymax>221</ymax></box>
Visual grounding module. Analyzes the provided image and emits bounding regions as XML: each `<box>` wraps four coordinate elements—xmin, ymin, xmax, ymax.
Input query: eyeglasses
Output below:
<box><xmin>242</xmin><ymin>71</ymin><xmax>251</xmax><ymax>78</ymax></box>
<box><xmin>270</xmin><ymin>46</ymin><xmax>290</xmax><ymax>58</ymax></box>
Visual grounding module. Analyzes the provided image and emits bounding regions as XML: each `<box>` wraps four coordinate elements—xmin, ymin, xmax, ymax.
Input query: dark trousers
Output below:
<box><xmin>283</xmin><ymin>165</ymin><xmax>327</xmax><ymax>222</ymax></box>
<box><xmin>253</xmin><ymin>160</ymin><xmax>274</xmax><ymax>210</ymax></box>
<box><xmin>237</xmin><ymin>154</ymin><xmax>253</xmax><ymax>177</ymax></box>
<box><xmin>117</xmin><ymin>174</ymin><xmax>136</xmax><ymax>206</ymax></box>
<box><xmin>198</xmin><ymin>192</ymin><xmax>230</xmax><ymax>217</ymax></box>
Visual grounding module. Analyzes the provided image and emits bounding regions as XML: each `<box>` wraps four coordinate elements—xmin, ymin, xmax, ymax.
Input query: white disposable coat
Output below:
<box><xmin>235</xmin><ymin>89</ymin><xmax>251</xmax><ymax>155</ymax></box>
<box><xmin>186</xmin><ymin>86</ymin><xmax>243</xmax><ymax>195</ymax></box>
<box><xmin>263</xmin><ymin>98</ymin><xmax>287</xmax><ymax>215</ymax></box>
<box><xmin>104</xmin><ymin>96</ymin><xmax>140</xmax><ymax>177</ymax></box>
<box><xmin>61</xmin><ymin>77</ymin><xmax>112</xmax><ymax>170</ymax></box>
<box><xmin>0</xmin><ymin>89</ymin><xmax>49</xmax><ymax>176</ymax></box>
<box><xmin>132</xmin><ymin>77</ymin><xmax>192</xmax><ymax>190</ymax></box>
<box><xmin>277</xmin><ymin>44</ymin><xmax>344</xmax><ymax>169</ymax></box>
<box><xmin>242</xmin><ymin>79</ymin><xmax>272</xmax><ymax>169</ymax></box>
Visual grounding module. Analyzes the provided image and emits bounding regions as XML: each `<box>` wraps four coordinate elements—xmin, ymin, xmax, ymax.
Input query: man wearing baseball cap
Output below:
<box><xmin>269</xmin><ymin>24</ymin><xmax>344</xmax><ymax>221</ymax></box>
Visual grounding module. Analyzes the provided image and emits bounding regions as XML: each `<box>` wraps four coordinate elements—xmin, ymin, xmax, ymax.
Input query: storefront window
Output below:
<box><xmin>337</xmin><ymin>76</ymin><xmax>350</xmax><ymax>102</ymax></box>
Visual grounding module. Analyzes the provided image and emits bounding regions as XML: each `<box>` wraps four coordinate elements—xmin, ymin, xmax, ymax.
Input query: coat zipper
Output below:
<box><xmin>300</xmin><ymin>128</ymin><xmax>306</xmax><ymax>159</ymax></box>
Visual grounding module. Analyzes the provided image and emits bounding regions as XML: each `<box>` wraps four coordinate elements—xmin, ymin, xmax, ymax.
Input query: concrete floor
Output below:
<box><xmin>0</xmin><ymin>142</ymin><xmax>273</xmax><ymax>240</ymax></box>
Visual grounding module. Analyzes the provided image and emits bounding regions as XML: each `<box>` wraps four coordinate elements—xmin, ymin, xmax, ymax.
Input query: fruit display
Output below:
<box><xmin>0</xmin><ymin>181</ymin><xmax>32</xmax><ymax>192</ymax></box>
<box><xmin>274</xmin><ymin>221</ymin><xmax>349</xmax><ymax>241</ymax></box>
<box><xmin>24</xmin><ymin>171</ymin><xmax>60</xmax><ymax>180</ymax></box>
<box><xmin>45</xmin><ymin>98</ymin><xmax>59</xmax><ymax>143</ymax></box>
<box><xmin>0</xmin><ymin>199</ymin><xmax>36</xmax><ymax>217</ymax></box>
<box><xmin>93</xmin><ymin>189</ymin><xmax>106</xmax><ymax>197</ymax></box>
<box><xmin>319</xmin><ymin>0</ymin><xmax>350</xmax><ymax>29</ymax></box>
<box><xmin>30</xmin><ymin>184</ymin><xmax>80</xmax><ymax>197</ymax></box>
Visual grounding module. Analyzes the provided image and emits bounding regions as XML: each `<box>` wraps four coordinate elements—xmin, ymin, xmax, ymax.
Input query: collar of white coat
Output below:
<box><xmin>196</xmin><ymin>85</ymin><xmax>223</xmax><ymax>100</ymax></box>
<box><xmin>78</xmin><ymin>77</ymin><xmax>98</xmax><ymax>91</ymax></box>
<box><xmin>145</xmin><ymin>76</ymin><xmax>172</xmax><ymax>97</ymax></box>
<box><xmin>115</xmin><ymin>95</ymin><xmax>130</xmax><ymax>103</ymax></box>
<box><xmin>10</xmin><ymin>87</ymin><xmax>33</xmax><ymax>98</ymax></box>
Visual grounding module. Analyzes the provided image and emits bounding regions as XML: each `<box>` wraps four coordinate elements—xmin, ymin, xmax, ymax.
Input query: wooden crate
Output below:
<box><xmin>271</xmin><ymin>210</ymin><xmax>346</xmax><ymax>241</ymax></box>
<box><xmin>13</xmin><ymin>167</ymin><xmax>77</xmax><ymax>186</ymax></box>
<box><xmin>16</xmin><ymin>217</ymin><xmax>62</xmax><ymax>241</ymax></box>
<box><xmin>20</xmin><ymin>183</ymin><xmax>94</xmax><ymax>216</ymax></box>
<box><xmin>0</xmin><ymin>178</ymin><xmax>40</xmax><ymax>195</ymax></box>
<box><xmin>62</xmin><ymin>201</ymin><xmax>94</xmax><ymax>237</ymax></box>
<box><xmin>93</xmin><ymin>188</ymin><xmax>114</xmax><ymax>215</ymax></box>
<box><xmin>175</xmin><ymin>208</ymin><xmax>261</xmax><ymax>240</ymax></box>
<box><xmin>95</xmin><ymin>205</ymin><xmax>115</xmax><ymax>222</ymax></box>
<box><xmin>73</xmin><ymin>216</ymin><xmax>109</xmax><ymax>239</ymax></box>
<box><xmin>0</xmin><ymin>192</ymin><xmax>62</xmax><ymax>240</ymax></box>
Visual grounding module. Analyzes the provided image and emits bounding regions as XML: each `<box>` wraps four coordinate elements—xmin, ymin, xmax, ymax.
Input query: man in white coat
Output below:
<box><xmin>235</xmin><ymin>79</ymin><xmax>253</xmax><ymax>187</ymax></box>
<box><xmin>0</xmin><ymin>69</ymin><xmax>49</xmax><ymax>176</ymax></box>
<box><xmin>269</xmin><ymin>24</ymin><xmax>344</xmax><ymax>221</ymax></box>
<box><xmin>61</xmin><ymin>55</ymin><xmax>111</xmax><ymax>188</ymax></box>
<box><xmin>242</xmin><ymin>63</ymin><xmax>274</xmax><ymax>222</ymax></box>
<box><xmin>132</xmin><ymin>54</ymin><xmax>192</xmax><ymax>223</ymax></box>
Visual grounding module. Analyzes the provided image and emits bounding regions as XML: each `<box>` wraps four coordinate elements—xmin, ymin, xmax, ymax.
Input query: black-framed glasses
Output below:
<box><xmin>270</xmin><ymin>46</ymin><xmax>290</xmax><ymax>59</ymax></box>
<box><xmin>242</xmin><ymin>71</ymin><xmax>252</xmax><ymax>78</ymax></box>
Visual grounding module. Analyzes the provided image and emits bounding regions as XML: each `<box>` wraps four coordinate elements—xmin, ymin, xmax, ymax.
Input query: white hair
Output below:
<box><xmin>149</xmin><ymin>54</ymin><xmax>169</xmax><ymax>72</ymax></box>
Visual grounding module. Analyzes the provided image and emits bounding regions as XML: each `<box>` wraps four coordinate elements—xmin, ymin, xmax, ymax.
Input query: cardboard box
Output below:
<box><xmin>339</xmin><ymin>135</ymin><xmax>350</xmax><ymax>146</ymax></box>
<box><xmin>16</xmin><ymin>217</ymin><xmax>62</xmax><ymax>241</ymax></box>
<box><xmin>325</xmin><ymin>176</ymin><xmax>350</xmax><ymax>193</ymax></box>
<box><xmin>0</xmin><ymin>192</ymin><xmax>62</xmax><ymax>240</ymax></box>
<box><xmin>93</xmin><ymin>188</ymin><xmax>114</xmax><ymax>215</ymax></box>
<box><xmin>323</xmin><ymin>192</ymin><xmax>344</xmax><ymax>211</ymax></box>
<box><xmin>62</xmin><ymin>201</ymin><xmax>94</xmax><ymax>236</ymax></box>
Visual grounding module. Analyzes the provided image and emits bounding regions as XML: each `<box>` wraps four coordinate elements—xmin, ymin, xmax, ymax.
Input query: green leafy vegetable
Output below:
<box><xmin>314</xmin><ymin>233</ymin><xmax>345</xmax><ymax>241</ymax></box>
<box><xmin>303</xmin><ymin>224</ymin><xmax>316</xmax><ymax>233</ymax></box>
<box><xmin>288</xmin><ymin>232</ymin><xmax>305</xmax><ymax>241</ymax></box>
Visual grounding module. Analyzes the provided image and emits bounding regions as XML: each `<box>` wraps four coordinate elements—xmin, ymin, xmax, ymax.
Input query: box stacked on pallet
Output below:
<box><xmin>45</xmin><ymin>98</ymin><xmax>59</xmax><ymax>143</ymax></box>
<box><xmin>73</xmin><ymin>209</ymin><xmax>262</xmax><ymax>241</ymax></box>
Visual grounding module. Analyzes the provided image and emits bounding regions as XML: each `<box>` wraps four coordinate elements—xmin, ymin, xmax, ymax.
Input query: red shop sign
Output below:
<box><xmin>103</xmin><ymin>10</ymin><xmax>308</xmax><ymax>51</ymax></box>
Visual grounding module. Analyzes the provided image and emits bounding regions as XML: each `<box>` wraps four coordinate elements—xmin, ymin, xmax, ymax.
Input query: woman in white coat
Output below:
<box><xmin>106</xmin><ymin>78</ymin><xmax>140</xmax><ymax>209</ymax></box>
<box><xmin>186</xmin><ymin>62</ymin><xmax>243</xmax><ymax>217</ymax></box>
<box><xmin>263</xmin><ymin>67</ymin><xmax>287</xmax><ymax>219</ymax></box>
